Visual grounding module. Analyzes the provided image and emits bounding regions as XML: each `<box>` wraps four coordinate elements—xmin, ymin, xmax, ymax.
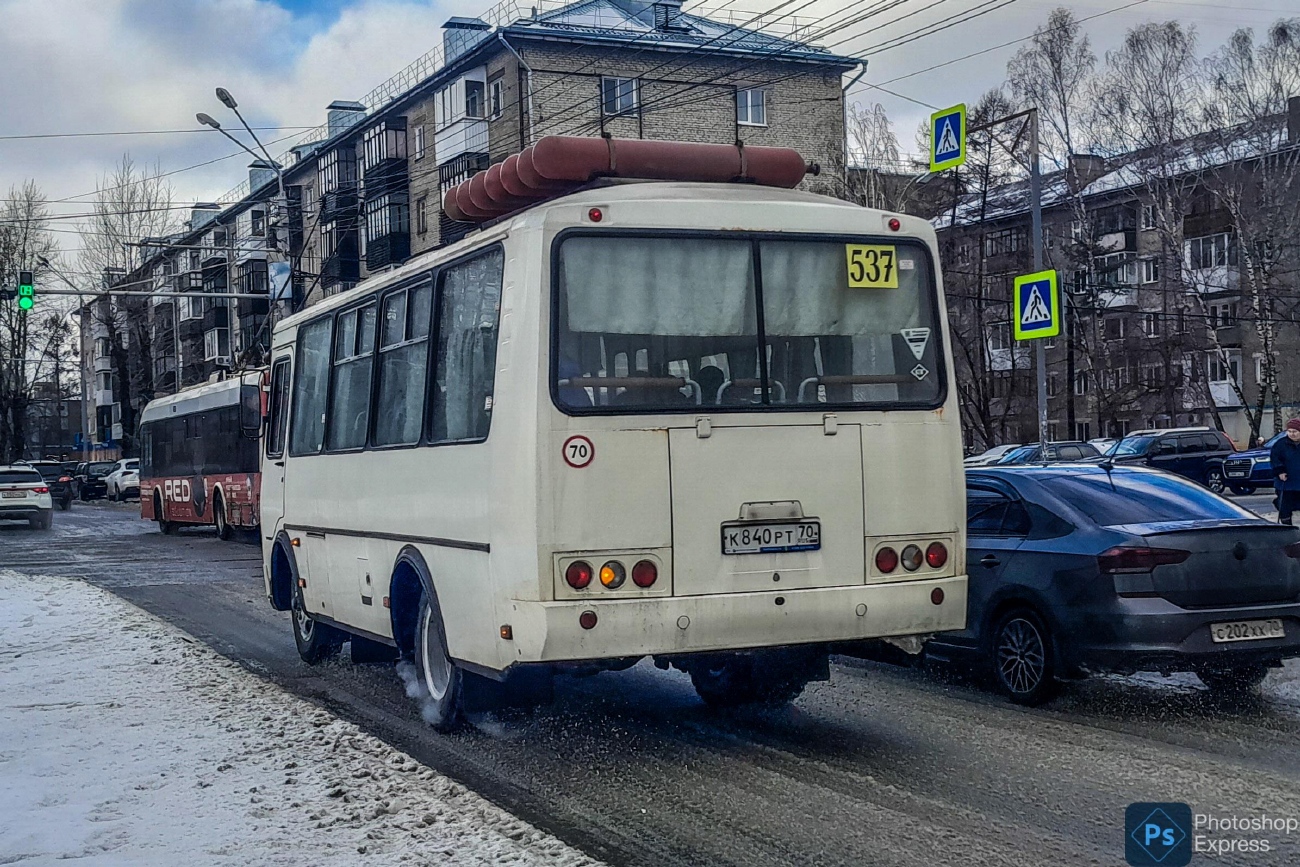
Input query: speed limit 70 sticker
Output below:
<box><xmin>563</xmin><ymin>435</ymin><xmax>595</xmax><ymax>468</ymax></box>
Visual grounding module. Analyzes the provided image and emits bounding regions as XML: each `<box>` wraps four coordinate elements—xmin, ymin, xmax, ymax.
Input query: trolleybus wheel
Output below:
<box><xmin>414</xmin><ymin>594</ymin><xmax>465</xmax><ymax>731</ymax></box>
<box><xmin>213</xmin><ymin>493</ymin><xmax>232</xmax><ymax>541</ymax></box>
<box><xmin>291</xmin><ymin>581</ymin><xmax>343</xmax><ymax>665</ymax></box>
<box><xmin>688</xmin><ymin>647</ymin><xmax>821</xmax><ymax>708</ymax></box>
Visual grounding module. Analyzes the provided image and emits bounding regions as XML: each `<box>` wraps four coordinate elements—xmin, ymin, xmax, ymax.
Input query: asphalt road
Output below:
<box><xmin>6</xmin><ymin>501</ymin><xmax>1300</xmax><ymax>866</ymax></box>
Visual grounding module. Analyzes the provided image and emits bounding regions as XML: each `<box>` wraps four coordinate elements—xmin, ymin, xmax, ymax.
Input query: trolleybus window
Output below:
<box><xmin>328</xmin><ymin>302</ymin><xmax>377</xmax><ymax>450</ymax></box>
<box><xmin>553</xmin><ymin>233</ymin><xmax>941</xmax><ymax>411</ymax></box>
<box><xmin>289</xmin><ymin>317</ymin><xmax>332</xmax><ymax>455</ymax></box>
<box><xmin>429</xmin><ymin>248</ymin><xmax>504</xmax><ymax>444</ymax></box>
<box><xmin>375</xmin><ymin>282</ymin><xmax>433</xmax><ymax>446</ymax></box>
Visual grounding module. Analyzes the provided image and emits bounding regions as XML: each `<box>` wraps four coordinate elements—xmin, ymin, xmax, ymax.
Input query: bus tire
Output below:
<box><xmin>688</xmin><ymin>647</ymin><xmax>821</xmax><ymax>708</ymax></box>
<box><xmin>154</xmin><ymin>493</ymin><xmax>177</xmax><ymax>535</ymax></box>
<box><xmin>414</xmin><ymin>593</ymin><xmax>465</xmax><ymax>732</ymax></box>
<box><xmin>213</xmin><ymin>493</ymin><xmax>232</xmax><ymax>541</ymax></box>
<box><xmin>291</xmin><ymin>581</ymin><xmax>343</xmax><ymax>665</ymax></box>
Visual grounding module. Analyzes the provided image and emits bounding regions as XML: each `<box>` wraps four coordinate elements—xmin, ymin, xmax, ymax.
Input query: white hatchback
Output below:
<box><xmin>0</xmin><ymin>465</ymin><xmax>54</xmax><ymax>529</ymax></box>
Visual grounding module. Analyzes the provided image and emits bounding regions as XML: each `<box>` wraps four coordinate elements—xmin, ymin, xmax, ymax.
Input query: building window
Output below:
<box><xmin>364</xmin><ymin>193</ymin><xmax>410</xmax><ymax>243</ymax></box>
<box><xmin>988</xmin><ymin>321</ymin><xmax>1011</xmax><ymax>352</ymax></box>
<box><xmin>1141</xmin><ymin>312</ymin><xmax>1159</xmax><ymax>338</ymax></box>
<box><xmin>601</xmin><ymin>77</ymin><xmax>638</xmax><ymax>116</ymax></box>
<box><xmin>413</xmin><ymin>123</ymin><xmax>426</xmax><ymax>160</ymax></box>
<box><xmin>1103</xmin><ymin>317</ymin><xmax>1125</xmax><ymax>341</ymax></box>
<box><xmin>489</xmin><ymin>79</ymin><xmax>503</xmax><ymax>118</ymax></box>
<box><xmin>1208</xmin><ymin>300</ymin><xmax>1238</xmax><ymax>328</ymax></box>
<box><xmin>465</xmin><ymin>81</ymin><xmax>485</xmax><ymax>119</ymax></box>
<box><xmin>1140</xmin><ymin>362</ymin><xmax>1163</xmax><ymax>387</ymax></box>
<box><xmin>1207</xmin><ymin>351</ymin><xmax>1240</xmax><ymax>384</ymax></box>
<box><xmin>1094</xmin><ymin>252</ymin><xmax>1136</xmax><ymax>287</ymax></box>
<box><xmin>1140</xmin><ymin>203</ymin><xmax>1157</xmax><ymax>230</ymax></box>
<box><xmin>250</xmin><ymin>210</ymin><xmax>266</xmax><ymax>237</ymax></box>
<box><xmin>1186</xmin><ymin>232</ymin><xmax>1236</xmax><ymax>270</ymax></box>
<box><xmin>1255</xmin><ymin>354</ymin><xmax>1265</xmax><ymax>385</ymax></box>
<box><xmin>1047</xmin><ymin>374</ymin><xmax>1059</xmax><ymax>397</ymax></box>
<box><xmin>416</xmin><ymin>196</ymin><xmax>428</xmax><ymax>235</ymax></box>
<box><xmin>983</xmin><ymin>228</ymin><xmax>1026</xmax><ymax>257</ymax></box>
<box><xmin>1070</xmin><ymin>220</ymin><xmax>1085</xmax><ymax>241</ymax></box>
<box><xmin>203</xmin><ymin>328</ymin><xmax>231</xmax><ymax>362</ymax></box>
<box><xmin>95</xmin><ymin>337</ymin><xmax>112</xmax><ymax>358</ymax></box>
<box><xmin>98</xmin><ymin>372</ymin><xmax>112</xmax><ymax>392</ymax></box>
<box><xmin>1074</xmin><ymin>371</ymin><xmax>1090</xmax><ymax>395</ymax></box>
<box><xmin>1140</xmin><ymin>257</ymin><xmax>1159</xmax><ymax>284</ymax></box>
<box><xmin>737</xmin><ymin>88</ymin><xmax>767</xmax><ymax>126</ymax></box>
<box><xmin>239</xmin><ymin>259</ymin><xmax>269</xmax><ymax>296</ymax></box>
<box><xmin>1075</xmin><ymin>422</ymin><xmax>1091</xmax><ymax>441</ymax></box>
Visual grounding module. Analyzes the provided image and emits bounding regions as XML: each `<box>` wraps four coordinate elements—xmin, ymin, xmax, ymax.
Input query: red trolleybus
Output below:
<box><xmin>139</xmin><ymin>374</ymin><xmax>263</xmax><ymax>539</ymax></box>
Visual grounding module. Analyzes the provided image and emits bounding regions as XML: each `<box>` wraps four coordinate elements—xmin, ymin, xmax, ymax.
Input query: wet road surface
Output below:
<box><xmin>5</xmin><ymin>501</ymin><xmax>1300</xmax><ymax>866</ymax></box>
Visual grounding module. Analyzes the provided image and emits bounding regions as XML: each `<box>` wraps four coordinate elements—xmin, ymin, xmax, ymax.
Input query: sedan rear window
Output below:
<box><xmin>0</xmin><ymin>470</ymin><xmax>42</xmax><ymax>484</ymax></box>
<box><xmin>1039</xmin><ymin>471</ymin><xmax>1255</xmax><ymax>526</ymax></box>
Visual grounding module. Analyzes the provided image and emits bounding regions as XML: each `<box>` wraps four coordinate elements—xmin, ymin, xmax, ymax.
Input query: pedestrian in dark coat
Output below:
<box><xmin>1270</xmin><ymin>419</ymin><xmax>1300</xmax><ymax>525</ymax></box>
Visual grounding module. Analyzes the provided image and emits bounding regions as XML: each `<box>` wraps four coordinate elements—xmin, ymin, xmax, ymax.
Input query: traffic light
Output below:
<box><xmin>17</xmin><ymin>270</ymin><xmax>34</xmax><ymax>311</ymax></box>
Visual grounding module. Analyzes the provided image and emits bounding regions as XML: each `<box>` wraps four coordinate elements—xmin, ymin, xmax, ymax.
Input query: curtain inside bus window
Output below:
<box><xmin>430</xmin><ymin>249</ymin><xmax>504</xmax><ymax>443</ymax></box>
<box><xmin>759</xmin><ymin>239</ymin><xmax>941</xmax><ymax>408</ymax></box>
<box><xmin>289</xmin><ymin>317</ymin><xmax>332</xmax><ymax>455</ymax></box>
<box><xmin>376</xmin><ymin>283</ymin><xmax>432</xmax><ymax>446</ymax></box>
<box><xmin>555</xmin><ymin>236</ymin><xmax>756</xmax><ymax>409</ymax></box>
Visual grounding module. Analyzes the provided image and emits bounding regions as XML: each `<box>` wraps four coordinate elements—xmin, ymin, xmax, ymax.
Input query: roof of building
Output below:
<box><xmin>933</xmin><ymin>116</ymin><xmax>1298</xmax><ymax>230</ymax></box>
<box><xmin>504</xmin><ymin>0</ymin><xmax>856</xmax><ymax>66</ymax></box>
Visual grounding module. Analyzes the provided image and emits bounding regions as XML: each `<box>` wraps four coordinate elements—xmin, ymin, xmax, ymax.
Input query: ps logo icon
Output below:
<box><xmin>1126</xmin><ymin>803</ymin><xmax>1192</xmax><ymax>866</ymax></box>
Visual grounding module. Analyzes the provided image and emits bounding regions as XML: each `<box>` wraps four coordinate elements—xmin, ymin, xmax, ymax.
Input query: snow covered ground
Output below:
<box><xmin>0</xmin><ymin>569</ymin><xmax>602</xmax><ymax>866</ymax></box>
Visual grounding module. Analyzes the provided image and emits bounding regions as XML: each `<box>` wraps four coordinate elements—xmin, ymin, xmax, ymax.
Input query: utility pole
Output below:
<box><xmin>37</xmin><ymin>257</ymin><xmax>94</xmax><ymax>459</ymax></box>
<box><xmin>1029</xmin><ymin>109</ymin><xmax>1047</xmax><ymax>456</ymax></box>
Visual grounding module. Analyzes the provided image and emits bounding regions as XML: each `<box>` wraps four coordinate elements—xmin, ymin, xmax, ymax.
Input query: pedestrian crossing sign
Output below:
<box><xmin>1013</xmin><ymin>270</ymin><xmax>1060</xmax><ymax>341</ymax></box>
<box><xmin>929</xmin><ymin>104</ymin><xmax>967</xmax><ymax>172</ymax></box>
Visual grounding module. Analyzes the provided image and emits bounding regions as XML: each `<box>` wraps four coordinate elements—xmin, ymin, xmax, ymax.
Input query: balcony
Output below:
<box><xmin>1097</xmin><ymin>229</ymin><xmax>1137</xmax><ymax>253</ymax></box>
<box><xmin>1210</xmin><ymin>381</ymin><xmax>1243</xmax><ymax>408</ymax></box>
<box><xmin>435</xmin><ymin>116</ymin><xmax>488</xmax><ymax>164</ymax></box>
<box><xmin>93</xmin><ymin>355</ymin><xmax>113</xmax><ymax>374</ymax></box>
<box><xmin>321</xmin><ymin>188</ymin><xmax>359</xmax><ymax>220</ymax></box>
<box><xmin>321</xmin><ymin>252</ymin><xmax>361</xmax><ymax>286</ymax></box>
<box><xmin>366</xmin><ymin>232</ymin><xmax>411</xmax><ymax>271</ymax></box>
<box><xmin>1097</xmin><ymin>286</ymin><xmax>1138</xmax><ymax>309</ymax></box>
<box><xmin>202</xmin><ymin>305</ymin><xmax>230</xmax><ymax>332</ymax></box>
<box><xmin>988</xmin><ymin>346</ymin><xmax>1031</xmax><ymax>372</ymax></box>
<box><xmin>1186</xmin><ymin>265</ymin><xmax>1239</xmax><ymax>295</ymax></box>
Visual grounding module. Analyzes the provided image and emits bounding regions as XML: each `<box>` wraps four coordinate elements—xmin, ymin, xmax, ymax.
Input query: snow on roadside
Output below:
<box><xmin>0</xmin><ymin>569</ymin><xmax>603</xmax><ymax>866</ymax></box>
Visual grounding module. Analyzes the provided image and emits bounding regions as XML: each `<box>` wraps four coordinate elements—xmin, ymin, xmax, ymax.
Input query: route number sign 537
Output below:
<box><xmin>845</xmin><ymin>245</ymin><xmax>898</xmax><ymax>289</ymax></box>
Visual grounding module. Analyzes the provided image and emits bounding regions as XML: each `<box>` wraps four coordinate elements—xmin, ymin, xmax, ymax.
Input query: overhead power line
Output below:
<box><xmin>0</xmin><ymin>125</ymin><xmax>317</xmax><ymax>142</ymax></box>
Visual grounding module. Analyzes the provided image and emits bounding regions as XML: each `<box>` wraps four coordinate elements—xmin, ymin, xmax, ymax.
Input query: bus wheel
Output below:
<box><xmin>291</xmin><ymin>582</ymin><xmax>343</xmax><ymax>664</ymax></box>
<box><xmin>154</xmin><ymin>494</ymin><xmax>177</xmax><ymax>536</ymax></box>
<box><xmin>213</xmin><ymin>493</ymin><xmax>232</xmax><ymax>541</ymax></box>
<box><xmin>688</xmin><ymin>648</ymin><xmax>821</xmax><ymax>708</ymax></box>
<box><xmin>414</xmin><ymin>594</ymin><xmax>465</xmax><ymax>731</ymax></box>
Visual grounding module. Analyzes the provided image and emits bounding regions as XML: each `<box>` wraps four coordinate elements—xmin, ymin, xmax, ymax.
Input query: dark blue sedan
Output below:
<box><xmin>930</xmin><ymin>464</ymin><xmax>1300</xmax><ymax>704</ymax></box>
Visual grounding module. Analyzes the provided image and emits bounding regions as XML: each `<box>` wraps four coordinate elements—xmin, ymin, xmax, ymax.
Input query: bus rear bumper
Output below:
<box><xmin>506</xmin><ymin>577</ymin><xmax>967</xmax><ymax>664</ymax></box>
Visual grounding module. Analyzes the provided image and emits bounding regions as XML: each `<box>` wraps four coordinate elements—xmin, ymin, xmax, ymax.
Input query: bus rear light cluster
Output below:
<box><xmin>564</xmin><ymin>557</ymin><xmax>659</xmax><ymax>591</ymax></box>
<box><xmin>875</xmin><ymin>541</ymin><xmax>951</xmax><ymax>575</ymax></box>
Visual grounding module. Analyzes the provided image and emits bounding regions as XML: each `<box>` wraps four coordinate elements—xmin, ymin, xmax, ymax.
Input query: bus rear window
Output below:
<box><xmin>553</xmin><ymin>234</ymin><xmax>942</xmax><ymax>412</ymax></box>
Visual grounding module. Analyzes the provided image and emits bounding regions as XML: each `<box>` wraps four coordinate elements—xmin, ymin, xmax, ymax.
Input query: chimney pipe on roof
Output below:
<box><xmin>326</xmin><ymin>100</ymin><xmax>367</xmax><ymax>138</ymax></box>
<box><xmin>1066</xmin><ymin>153</ymin><xmax>1107</xmax><ymax>193</ymax></box>
<box><xmin>654</xmin><ymin>0</ymin><xmax>685</xmax><ymax>31</ymax></box>
<box><xmin>190</xmin><ymin>203</ymin><xmax>221</xmax><ymax>230</ymax></box>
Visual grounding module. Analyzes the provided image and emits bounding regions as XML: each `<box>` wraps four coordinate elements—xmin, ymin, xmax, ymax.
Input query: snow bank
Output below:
<box><xmin>0</xmin><ymin>570</ymin><xmax>602</xmax><ymax>866</ymax></box>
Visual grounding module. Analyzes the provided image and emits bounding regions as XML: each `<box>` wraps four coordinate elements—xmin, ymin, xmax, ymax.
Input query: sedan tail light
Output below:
<box><xmin>1098</xmin><ymin>546</ymin><xmax>1190</xmax><ymax>574</ymax></box>
<box><xmin>33</xmin><ymin>486</ymin><xmax>49</xmax><ymax>494</ymax></box>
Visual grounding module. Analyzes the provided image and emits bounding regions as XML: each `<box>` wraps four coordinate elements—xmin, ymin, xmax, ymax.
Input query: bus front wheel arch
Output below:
<box><xmin>154</xmin><ymin>492</ymin><xmax>177</xmax><ymax>536</ymax></box>
<box><xmin>388</xmin><ymin>551</ymin><xmax>466</xmax><ymax>732</ymax></box>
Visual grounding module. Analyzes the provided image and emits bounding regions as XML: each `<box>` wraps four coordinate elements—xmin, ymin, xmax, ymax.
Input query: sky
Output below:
<box><xmin>0</xmin><ymin>0</ymin><xmax>1293</xmax><ymax>271</ymax></box>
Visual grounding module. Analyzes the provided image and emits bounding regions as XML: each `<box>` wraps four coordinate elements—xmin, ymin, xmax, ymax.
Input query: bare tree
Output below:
<box><xmin>0</xmin><ymin>181</ymin><xmax>62</xmax><ymax>461</ymax></box>
<box><xmin>1006</xmin><ymin>7</ymin><xmax>1097</xmax><ymax>170</ymax></box>
<box><xmin>77</xmin><ymin>155</ymin><xmax>180</xmax><ymax>453</ymax></box>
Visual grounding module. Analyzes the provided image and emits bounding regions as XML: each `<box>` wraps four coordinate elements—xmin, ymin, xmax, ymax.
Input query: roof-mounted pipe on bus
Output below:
<box><xmin>442</xmin><ymin>136</ymin><xmax>816</xmax><ymax>223</ymax></box>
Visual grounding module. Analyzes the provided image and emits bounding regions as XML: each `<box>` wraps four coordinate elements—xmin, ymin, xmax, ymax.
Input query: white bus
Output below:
<box><xmin>262</xmin><ymin>180</ymin><xmax>967</xmax><ymax>729</ymax></box>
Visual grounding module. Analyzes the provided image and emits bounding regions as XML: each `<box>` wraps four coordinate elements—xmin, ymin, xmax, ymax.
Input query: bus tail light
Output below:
<box><xmin>632</xmin><ymin>560</ymin><xmax>658</xmax><ymax>588</ymax></box>
<box><xmin>875</xmin><ymin>547</ymin><xmax>899</xmax><ymax>574</ymax></box>
<box><xmin>599</xmin><ymin>561</ymin><xmax>626</xmax><ymax>589</ymax></box>
<box><xmin>565</xmin><ymin>560</ymin><xmax>593</xmax><ymax>590</ymax></box>
<box><xmin>901</xmin><ymin>544</ymin><xmax>923</xmax><ymax>572</ymax></box>
<box><xmin>926</xmin><ymin>542</ymin><xmax>948</xmax><ymax>569</ymax></box>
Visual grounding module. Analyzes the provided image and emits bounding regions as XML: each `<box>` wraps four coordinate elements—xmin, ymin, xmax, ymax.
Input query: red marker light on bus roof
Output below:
<box><xmin>888</xmin><ymin>217</ymin><xmax>902</xmax><ymax>232</ymax></box>
<box><xmin>588</xmin><ymin>208</ymin><xmax>603</xmax><ymax>222</ymax></box>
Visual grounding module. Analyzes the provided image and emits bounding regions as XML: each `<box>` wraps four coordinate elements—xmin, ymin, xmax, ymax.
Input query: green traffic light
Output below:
<box><xmin>17</xmin><ymin>295</ymin><xmax>33</xmax><ymax>310</ymax></box>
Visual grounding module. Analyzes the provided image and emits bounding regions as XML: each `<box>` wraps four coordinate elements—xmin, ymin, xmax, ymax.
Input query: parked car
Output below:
<box><xmin>1088</xmin><ymin>438</ymin><xmax>1118</xmax><ymax>455</ymax></box>
<box><xmin>928</xmin><ymin>464</ymin><xmax>1300</xmax><ymax>704</ymax></box>
<box><xmin>965</xmin><ymin>444</ymin><xmax>1022</xmax><ymax>467</ymax></box>
<box><xmin>0</xmin><ymin>465</ymin><xmax>53</xmax><ymax>529</ymax></box>
<box><xmin>105</xmin><ymin>458</ymin><xmax>140</xmax><ymax>502</ymax></box>
<box><xmin>995</xmin><ymin>442</ymin><xmax>1102</xmax><ymax>465</ymax></box>
<box><xmin>74</xmin><ymin>460</ymin><xmax>118</xmax><ymax>501</ymax></box>
<box><xmin>1103</xmin><ymin>427</ymin><xmax>1237</xmax><ymax>490</ymax></box>
<box><xmin>27</xmin><ymin>460</ymin><xmax>74</xmax><ymax>510</ymax></box>
<box><xmin>1207</xmin><ymin>432</ymin><xmax>1284</xmax><ymax>495</ymax></box>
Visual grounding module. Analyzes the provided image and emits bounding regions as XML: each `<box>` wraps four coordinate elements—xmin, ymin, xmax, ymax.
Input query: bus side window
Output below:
<box><xmin>266</xmin><ymin>359</ymin><xmax>291</xmax><ymax>458</ymax></box>
<box><xmin>289</xmin><ymin>318</ymin><xmax>333</xmax><ymax>456</ymax></box>
<box><xmin>429</xmin><ymin>247</ymin><xmax>504</xmax><ymax>443</ymax></box>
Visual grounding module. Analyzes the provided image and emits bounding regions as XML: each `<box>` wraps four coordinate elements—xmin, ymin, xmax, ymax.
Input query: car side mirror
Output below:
<box><xmin>239</xmin><ymin>383</ymin><xmax>261</xmax><ymax>440</ymax></box>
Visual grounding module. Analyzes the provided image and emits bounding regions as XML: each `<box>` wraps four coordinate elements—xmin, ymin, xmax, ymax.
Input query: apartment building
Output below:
<box><xmin>277</xmin><ymin>0</ymin><xmax>857</xmax><ymax>305</ymax></box>
<box><xmin>937</xmin><ymin>98</ymin><xmax>1300</xmax><ymax>449</ymax></box>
